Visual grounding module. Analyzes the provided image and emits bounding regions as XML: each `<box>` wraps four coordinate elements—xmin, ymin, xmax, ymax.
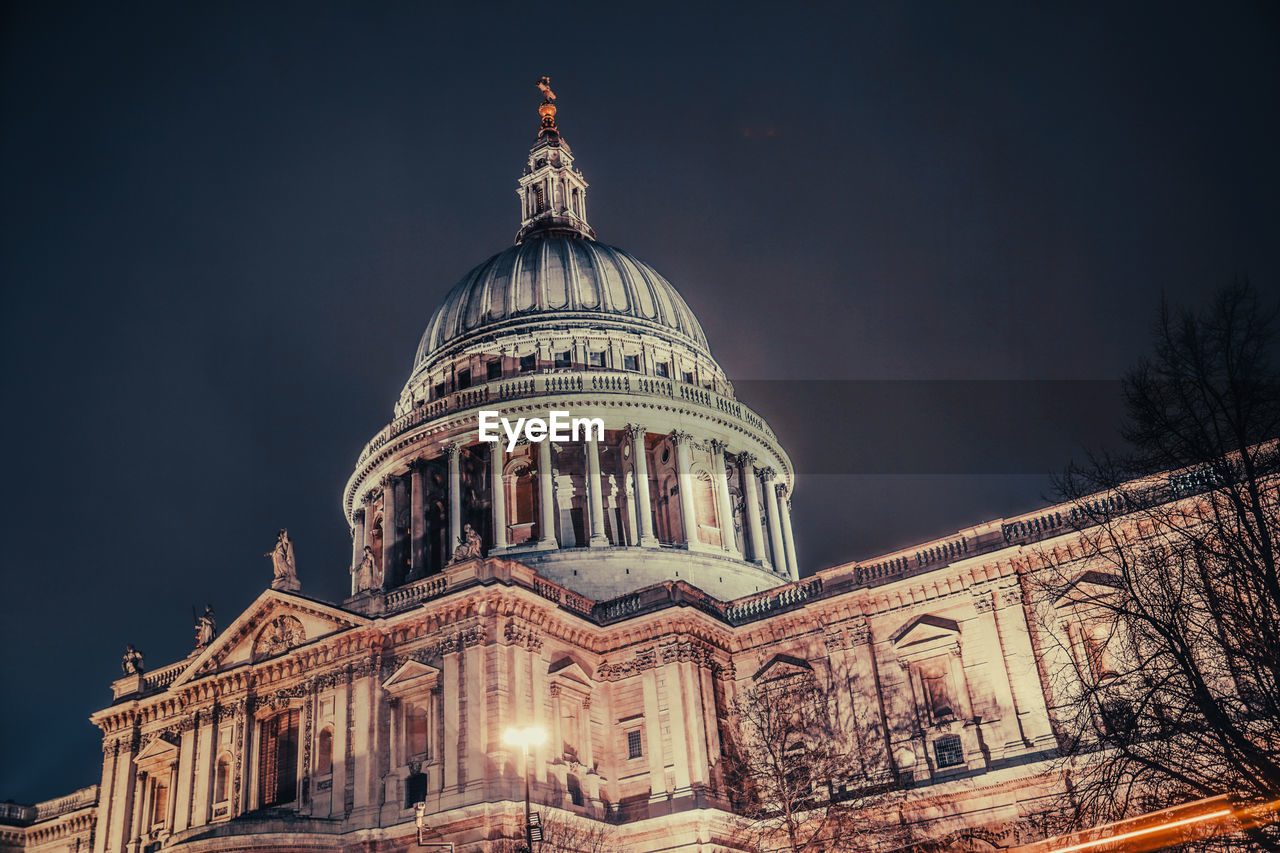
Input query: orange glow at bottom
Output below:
<box><xmin>1050</xmin><ymin>808</ymin><xmax>1234</xmax><ymax>853</ymax></box>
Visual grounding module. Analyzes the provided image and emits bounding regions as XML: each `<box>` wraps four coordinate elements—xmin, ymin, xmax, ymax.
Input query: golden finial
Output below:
<box><xmin>536</xmin><ymin>76</ymin><xmax>557</xmax><ymax>136</ymax></box>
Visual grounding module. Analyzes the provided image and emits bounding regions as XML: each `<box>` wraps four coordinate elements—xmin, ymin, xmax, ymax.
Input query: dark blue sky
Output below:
<box><xmin>2</xmin><ymin>1</ymin><xmax>1277</xmax><ymax>803</ymax></box>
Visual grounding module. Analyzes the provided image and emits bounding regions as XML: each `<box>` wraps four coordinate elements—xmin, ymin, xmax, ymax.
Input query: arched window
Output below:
<box><xmin>214</xmin><ymin>755</ymin><xmax>231</xmax><ymax>803</ymax></box>
<box><xmin>316</xmin><ymin>728</ymin><xmax>333</xmax><ymax>777</ymax></box>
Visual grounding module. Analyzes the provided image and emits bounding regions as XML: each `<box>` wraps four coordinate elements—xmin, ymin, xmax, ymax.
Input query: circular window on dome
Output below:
<box><xmin>622</xmin><ymin>444</ymin><xmax>630</xmax><ymax>459</ymax></box>
<box><xmin>661</xmin><ymin>446</ymin><xmax>671</xmax><ymax>465</ymax></box>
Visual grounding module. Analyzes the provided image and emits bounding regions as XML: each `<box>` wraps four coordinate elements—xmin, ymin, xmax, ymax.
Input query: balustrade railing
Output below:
<box><xmin>357</xmin><ymin>369</ymin><xmax>777</xmax><ymax>465</ymax></box>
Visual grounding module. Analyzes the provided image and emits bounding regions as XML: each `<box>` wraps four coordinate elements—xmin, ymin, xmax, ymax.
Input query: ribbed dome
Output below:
<box><xmin>412</xmin><ymin>236</ymin><xmax>711</xmax><ymax>373</ymax></box>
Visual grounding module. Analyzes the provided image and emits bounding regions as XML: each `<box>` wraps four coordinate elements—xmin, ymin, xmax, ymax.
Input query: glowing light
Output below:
<box><xmin>502</xmin><ymin>726</ymin><xmax>547</xmax><ymax>748</ymax></box>
<box><xmin>1050</xmin><ymin>808</ymin><xmax>1233</xmax><ymax>853</ymax></box>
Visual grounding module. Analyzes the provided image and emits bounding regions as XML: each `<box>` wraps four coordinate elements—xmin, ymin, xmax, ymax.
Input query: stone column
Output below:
<box><xmin>585</xmin><ymin>434</ymin><xmax>608</xmax><ymax>547</ymax></box>
<box><xmin>672</xmin><ymin>431</ymin><xmax>700</xmax><ymax>548</ymax></box>
<box><xmin>761</xmin><ymin>467</ymin><xmax>787</xmax><ymax>573</ymax></box>
<box><xmin>709</xmin><ymin>440</ymin><xmax>739</xmax><ymax>556</ymax></box>
<box><xmin>381</xmin><ymin>475</ymin><xmax>399</xmax><ymax>590</ymax></box>
<box><xmin>777</xmin><ymin>485</ymin><xmax>799</xmax><ymax>580</ymax></box>
<box><xmin>409</xmin><ymin>461</ymin><xmax>426</xmax><ymax>579</ymax></box>
<box><xmin>490</xmin><ymin>445</ymin><xmax>509</xmax><ymax>551</ymax></box>
<box><xmin>538</xmin><ymin>438</ymin><xmax>557</xmax><ymax>548</ymax></box>
<box><xmin>738</xmin><ymin>453</ymin><xmax>766</xmax><ymax>564</ymax></box>
<box><xmin>627</xmin><ymin>425</ymin><xmax>658</xmax><ymax>546</ymax></box>
<box><xmin>446</xmin><ymin>444</ymin><xmax>462</xmax><ymax>558</ymax></box>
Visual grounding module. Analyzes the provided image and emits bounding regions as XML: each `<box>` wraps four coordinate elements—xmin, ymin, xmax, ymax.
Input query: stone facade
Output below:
<box><xmin>7</xmin><ymin>89</ymin><xmax>1165</xmax><ymax>852</ymax></box>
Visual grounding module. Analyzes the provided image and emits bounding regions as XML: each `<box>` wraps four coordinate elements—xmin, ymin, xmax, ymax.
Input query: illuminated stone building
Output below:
<box><xmin>7</xmin><ymin>87</ymin><xmax>1150</xmax><ymax>853</ymax></box>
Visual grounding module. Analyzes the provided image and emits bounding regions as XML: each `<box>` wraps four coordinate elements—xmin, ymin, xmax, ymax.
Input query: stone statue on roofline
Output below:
<box><xmin>121</xmin><ymin>644</ymin><xmax>145</xmax><ymax>676</ymax></box>
<box><xmin>194</xmin><ymin>604</ymin><xmax>217</xmax><ymax>649</ymax></box>
<box><xmin>267</xmin><ymin>528</ymin><xmax>301</xmax><ymax>591</ymax></box>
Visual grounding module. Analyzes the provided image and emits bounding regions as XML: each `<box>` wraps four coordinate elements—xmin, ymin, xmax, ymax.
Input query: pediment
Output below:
<box><xmin>548</xmin><ymin>655</ymin><xmax>592</xmax><ymax>688</ymax></box>
<box><xmin>383</xmin><ymin>660</ymin><xmax>440</xmax><ymax>695</ymax></box>
<box><xmin>1054</xmin><ymin>570</ymin><xmax>1123</xmax><ymax>609</ymax></box>
<box><xmin>891</xmin><ymin>614</ymin><xmax>961</xmax><ymax>649</ymax></box>
<box><xmin>173</xmin><ymin>590</ymin><xmax>370</xmax><ymax>686</ymax></box>
<box><xmin>753</xmin><ymin>653</ymin><xmax>813</xmax><ymax>683</ymax></box>
<box><xmin>134</xmin><ymin>733</ymin><xmax>179</xmax><ymax>765</ymax></box>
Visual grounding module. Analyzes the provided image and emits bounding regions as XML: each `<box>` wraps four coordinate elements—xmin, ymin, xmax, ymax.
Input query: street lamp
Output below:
<box><xmin>502</xmin><ymin>725</ymin><xmax>547</xmax><ymax>849</ymax></box>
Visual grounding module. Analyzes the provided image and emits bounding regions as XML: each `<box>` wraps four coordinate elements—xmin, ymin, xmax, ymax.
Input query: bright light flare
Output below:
<box><xmin>502</xmin><ymin>726</ymin><xmax>547</xmax><ymax>748</ymax></box>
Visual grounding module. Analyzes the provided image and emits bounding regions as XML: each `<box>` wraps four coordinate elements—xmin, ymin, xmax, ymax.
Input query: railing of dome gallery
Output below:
<box><xmin>357</xmin><ymin>369</ymin><xmax>776</xmax><ymax>464</ymax></box>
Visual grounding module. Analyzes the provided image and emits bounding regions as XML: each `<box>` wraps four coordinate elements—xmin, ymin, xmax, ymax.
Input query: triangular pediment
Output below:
<box><xmin>173</xmin><ymin>589</ymin><xmax>370</xmax><ymax>687</ymax></box>
<box><xmin>891</xmin><ymin>614</ymin><xmax>961</xmax><ymax>648</ymax></box>
<box><xmin>548</xmin><ymin>655</ymin><xmax>592</xmax><ymax>688</ymax></box>
<box><xmin>753</xmin><ymin>653</ymin><xmax>813</xmax><ymax>683</ymax></box>
<box><xmin>1054</xmin><ymin>570</ymin><xmax>1123</xmax><ymax>609</ymax></box>
<box><xmin>134</xmin><ymin>733</ymin><xmax>179</xmax><ymax>764</ymax></box>
<box><xmin>383</xmin><ymin>660</ymin><xmax>440</xmax><ymax>694</ymax></box>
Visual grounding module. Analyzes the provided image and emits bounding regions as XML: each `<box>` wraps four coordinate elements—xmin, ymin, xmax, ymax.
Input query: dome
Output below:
<box><xmin>411</xmin><ymin>235</ymin><xmax>711</xmax><ymax>375</ymax></box>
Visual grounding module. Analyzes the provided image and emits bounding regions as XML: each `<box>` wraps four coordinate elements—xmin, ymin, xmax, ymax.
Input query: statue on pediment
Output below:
<box><xmin>267</xmin><ymin>528</ymin><xmax>300</xmax><ymax>590</ymax></box>
<box><xmin>121</xmin><ymin>644</ymin><xmax>145</xmax><ymax>676</ymax></box>
<box><xmin>194</xmin><ymin>604</ymin><xmax>217</xmax><ymax>649</ymax></box>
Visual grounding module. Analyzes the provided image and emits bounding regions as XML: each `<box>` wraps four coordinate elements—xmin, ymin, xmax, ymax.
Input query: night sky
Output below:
<box><xmin>2</xmin><ymin>1</ymin><xmax>1277</xmax><ymax>804</ymax></box>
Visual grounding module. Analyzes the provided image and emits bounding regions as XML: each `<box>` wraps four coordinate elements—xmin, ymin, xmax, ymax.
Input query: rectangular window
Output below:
<box><xmin>588</xmin><ymin>351</ymin><xmax>606</xmax><ymax>368</ymax></box>
<box><xmin>654</xmin><ymin>362</ymin><xmax>669</xmax><ymax>378</ymax></box>
<box><xmin>258</xmin><ymin>708</ymin><xmax>300</xmax><ymax>807</ymax></box>
<box><xmin>554</xmin><ymin>350</ymin><xmax>572</xmax><ymax>368</ymax></box>
<box><xmin>519</xmin><ymin>353</ymin><xmax>537</xmax><ymax>373</ymax></box>
<box><xmin>626</xmin><ymin>729</ymin><xmax>643</xmax><ymax>759</ymax></box>
<box><xmin>456</xmin><ymin>369</ymin><xmax>471</xmax><ymax>390</ymax></box>
<box><xmin>407</xmin><ymin>700</ymin><xmax>429</xmax><ymax>758</ymax></box>
<box><xmin>486</xmin><ymin>359</ymin><xmax>502</xmax><ymax>380</ymax></box>
<box><xmin>151</xmin><ymin>779</ymin><xmax>169</xmax><ymax>827</ymax></box>
<box><xmin>933</xmin><ymin>734</ymin><xmax>964</xmax><ymax>768</ymax></box>
<box><xmin>623</xmin><ymin>354</ymin><xmax>640</xmax><ymax>371</ymax></box>
<box><xmin>682</xmin><ymin>371</ymin><xmax>694</xmax><ymax>384</ymax></box>
<box><xmin>433</xmin><ymin>382</ymin><xmax>445</xmax><ymax>400</ymax></box>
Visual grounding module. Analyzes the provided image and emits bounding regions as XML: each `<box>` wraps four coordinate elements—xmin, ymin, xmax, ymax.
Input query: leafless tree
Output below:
<box><xmin>1036</xmin><ymin>282</ymin><xmax>1280</xmax><ymax>850</ymax></box>
<box><xmin>722</xmin><ymin>666</ymin><xmax>909</xmax><ymax>853</ymax></box>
